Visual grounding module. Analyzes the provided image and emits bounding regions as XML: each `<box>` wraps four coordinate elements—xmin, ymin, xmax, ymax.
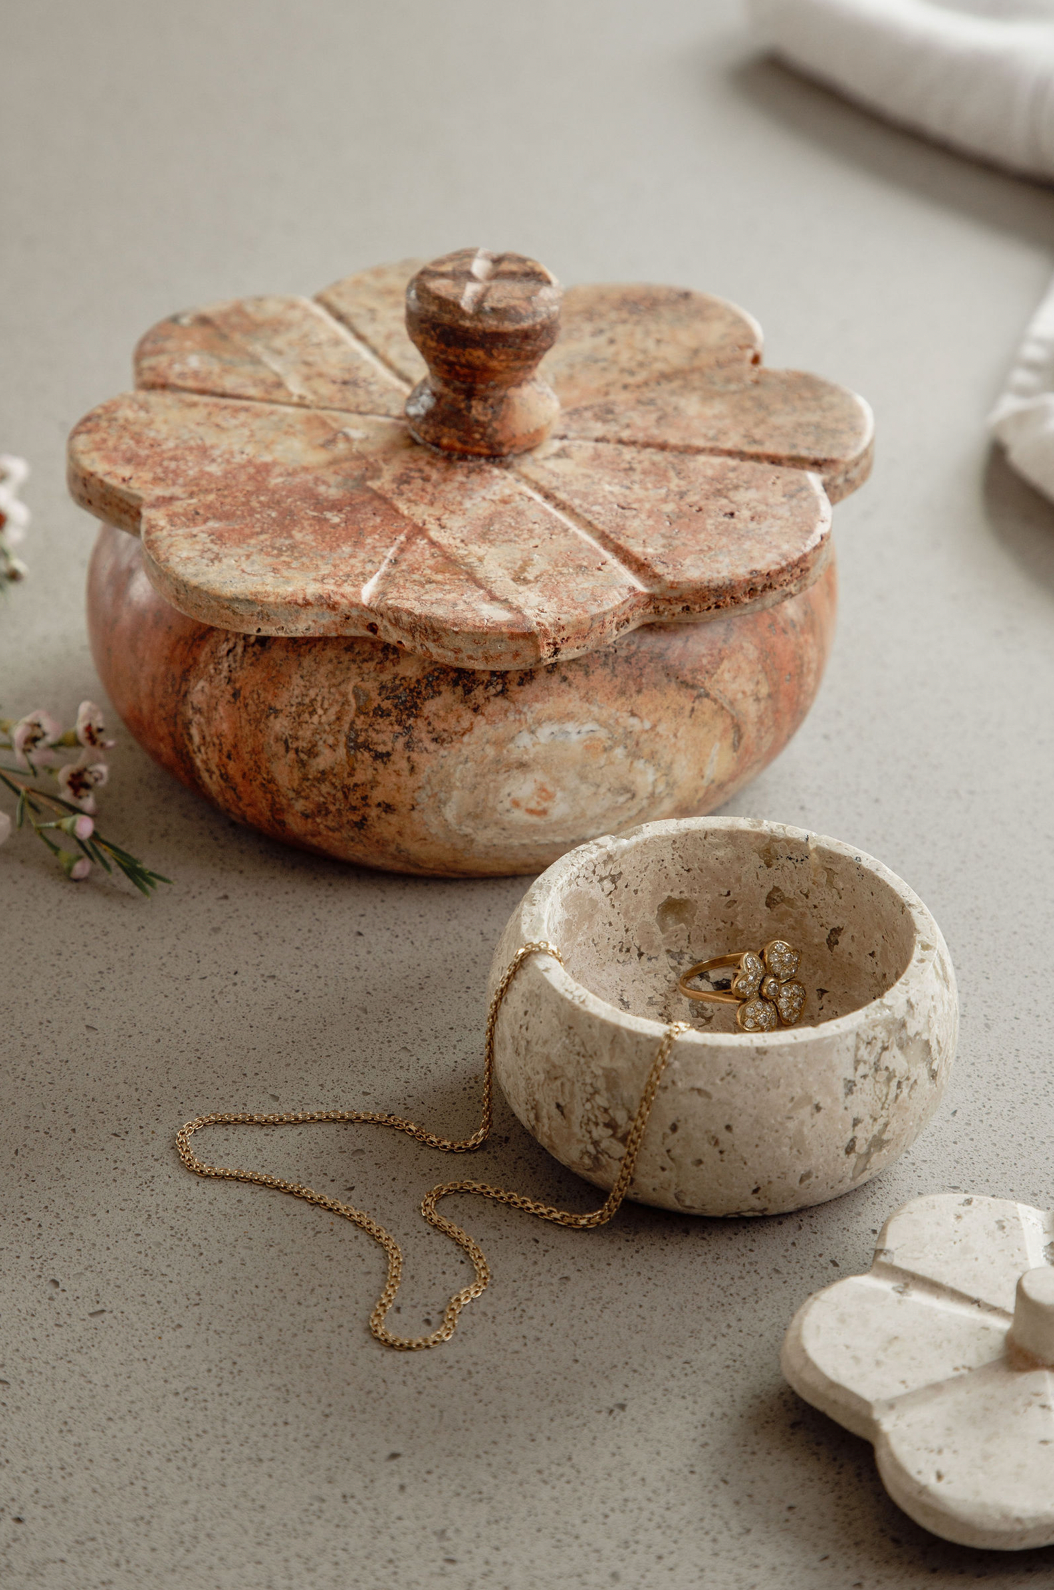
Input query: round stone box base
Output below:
<box><xmin>87</xmin><ymin>524</ymin><xmax>837</xmax><ymax>877</ymax></box>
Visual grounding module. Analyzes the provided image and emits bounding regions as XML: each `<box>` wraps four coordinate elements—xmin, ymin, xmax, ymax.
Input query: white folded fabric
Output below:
<box><xmin>748</xmin><ymin>0</ymin><xmax>1054</xmax><ymax>179</ymax></box>
<box><xmin>747</xmin><ymin>0</ymin><xmax>1054</xmax><ymax>501</ymax></box>
<box><xmin>989</xmin><ymin>277</ymin><xmax>1054</xmax><ymax>498</ymax></box>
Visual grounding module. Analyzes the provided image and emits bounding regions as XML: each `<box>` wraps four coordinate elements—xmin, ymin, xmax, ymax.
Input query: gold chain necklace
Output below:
<box><xmin>176</xmin><ymin>942</ymin><xmax>688</xmax><ymax>1351</ymax></box>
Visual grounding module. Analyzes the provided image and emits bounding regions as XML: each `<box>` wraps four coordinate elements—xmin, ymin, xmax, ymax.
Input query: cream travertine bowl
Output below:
<box><xmin>488</xmin><ymin>817</ymin><xmax>958</xmax><ymax>1216</ymax></box>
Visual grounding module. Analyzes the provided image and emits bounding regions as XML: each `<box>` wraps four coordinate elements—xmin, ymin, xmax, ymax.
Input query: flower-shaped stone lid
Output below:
<box><xmin>68</xmin><ymin>249</ymin><xmax>873</xmax><ymax>671</ymax></box>
<box><xmin>782</xmin><ymin>1193</ymin><xmax>1054</xmax><ymax>1550</ymax></box>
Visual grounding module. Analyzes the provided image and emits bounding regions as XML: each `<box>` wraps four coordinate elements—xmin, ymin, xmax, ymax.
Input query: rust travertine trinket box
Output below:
<box><xmin>69</xmin><ymin>250</ymin><xmax>873</xmax><ymax>875</ymax></box>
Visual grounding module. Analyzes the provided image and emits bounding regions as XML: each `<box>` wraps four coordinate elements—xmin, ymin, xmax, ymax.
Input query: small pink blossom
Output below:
<box><xmin>57</xmin><ymin>759</ymin><xmax>109</xmax><ymax>814</ymax></box>
<box><xmin>0</xmin><ymin>456</ymin><xmax>30</xmax><ymax>561</ymax></box>
<box><xmin>0</xmin><ymin>492</ymin><xmax>29</xmax><ymax>546</ymax></box>
<box><xmin>0</xmin><ymin>455</ymin><xmax>29</xmax><ymax>493</ymax></box>
<box><xmin>12</xmin><ymin>709</ymin><xmax>62</xmax><ymax>769</ymax></box>
<box><xmin>0</xmin><ymin>810</ymin><xmax>10</xmax><ymax>846</ymax></box>
<box><xmin>61</xmin><ymin>852</ymin><xmax>92</xmax><ymax>881</ymax></box>
<box><xmin>75</xmin><ymin>701</ymin><xmax>115</xmax><ymax>751</ymax></box>
<box><xmin>58</xmin><ymin>812</ymin><xmax>95</xmax><ymax>840</ymax></box>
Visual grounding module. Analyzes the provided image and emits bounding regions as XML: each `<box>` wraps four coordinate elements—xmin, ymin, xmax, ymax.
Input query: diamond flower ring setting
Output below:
<box><xmin>677</xmin><ymin>939</ymin><xmax>807</xmax><ymax>1032</ymax></box>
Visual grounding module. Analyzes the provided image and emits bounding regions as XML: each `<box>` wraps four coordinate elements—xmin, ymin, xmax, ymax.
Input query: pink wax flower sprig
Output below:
<box><xmin>0</xmin><ymin>455</ymin><xmax>30</xmax><ymax>586</ymax></box>
<box><xmin>0</xmin><ymin>701</ymin><xmax>170</xmax><ymax>896</ymax></box>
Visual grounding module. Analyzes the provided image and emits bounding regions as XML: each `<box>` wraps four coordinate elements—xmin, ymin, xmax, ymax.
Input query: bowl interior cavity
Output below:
<box><xmin>547</xmin><ymin>827</ymin><xmax>917</xmax><ymax>1031</ymax></box>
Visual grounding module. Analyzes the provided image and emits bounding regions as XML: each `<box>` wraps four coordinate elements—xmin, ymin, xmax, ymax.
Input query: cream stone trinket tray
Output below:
<box><xmin>783</xmin><ymin>1194</ymin><xmax>1054</xmax><ymax>1550</ymax></box>
<box><xmin>489</xmin><ymin>817</ymin><xmax>957</xmax><ymax>1215</ymax></box>
<box><xmin>69</xmin><ymin>250</ymin><xmax>873</xmax><ymax>876</ymax></box>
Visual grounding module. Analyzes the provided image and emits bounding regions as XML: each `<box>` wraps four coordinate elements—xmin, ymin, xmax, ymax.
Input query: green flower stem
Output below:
<box><xmin>0</xmin><ymin>762</ymin><xmax>170</xmax><ymax>896</ymax></box>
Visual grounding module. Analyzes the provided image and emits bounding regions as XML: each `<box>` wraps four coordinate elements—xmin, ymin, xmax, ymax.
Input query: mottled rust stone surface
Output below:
<box><xmin>69</xmin><ymin>259</ymin><xmax>871</xmax><ymax>671</ymax></box>
<box><xmin>75</xmin><ymin>255</ymin><xmax>870</xmax><ymax>873</ymax></box>
<box><xmin>88</xmin><ymin>523</ymin><xmax>837</xmax><ymax>877</ymax></box>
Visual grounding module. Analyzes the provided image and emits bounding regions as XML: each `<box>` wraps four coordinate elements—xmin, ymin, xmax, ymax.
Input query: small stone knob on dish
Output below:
<box><xmin>1010</xmin><ymin>1266</ymin><xmax>1054</xmax><ymax>1364</ymax></box>
<box><xmin>404</xmin><ymin>248</ymin><xmax>562</xmax><ymax>457</ymax></box>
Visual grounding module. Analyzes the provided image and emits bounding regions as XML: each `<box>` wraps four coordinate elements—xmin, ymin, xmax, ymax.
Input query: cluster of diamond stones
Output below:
<box><xmin>734</xmin><ymin>940</ymin><xmax>807</xmax><ymax>1032</ymax></box>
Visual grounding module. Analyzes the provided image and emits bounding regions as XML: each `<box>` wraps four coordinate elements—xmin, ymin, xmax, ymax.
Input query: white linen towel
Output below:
<box><xmin>747</xmin><ymin>0</ymin><xmax>1054</xmax><ymax>502</ymax></box>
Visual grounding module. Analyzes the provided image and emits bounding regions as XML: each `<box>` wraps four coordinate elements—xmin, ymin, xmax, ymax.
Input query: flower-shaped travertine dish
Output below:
<box><xmin>67</xmin><ymin>257</ymin><xmax>872</xmax><ymax>671</ymax></box>
<box><xmin>782</xmin><ymin>1193</ymin><xmax>1054</xmax><ymax>1550</ymax></box>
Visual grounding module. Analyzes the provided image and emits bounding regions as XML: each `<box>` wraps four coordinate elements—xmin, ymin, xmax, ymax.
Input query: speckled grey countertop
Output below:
<box><xmin>3</xmin><ymin>3</ymin><xmax>1054</xmax><ymax>1586</ymax></box>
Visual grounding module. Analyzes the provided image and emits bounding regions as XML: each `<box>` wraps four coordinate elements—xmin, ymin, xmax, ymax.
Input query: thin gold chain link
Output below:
<box><xmin>175</xmin><ymin>942</ymin><xmax>689</xmax><ymax>1351</ymax></box>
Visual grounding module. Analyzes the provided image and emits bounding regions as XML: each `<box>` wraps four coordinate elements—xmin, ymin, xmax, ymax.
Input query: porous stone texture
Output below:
<box><xmin>782</xmin><ymin>1193</ymin><xmax>1054</xmax><ymax>1550</ymax></box>
<box><xmin>489</xmin><ymin>817</ymin><xmax>958</xmax><ymax>1214</ymax></box>
<box><xmin>86</xmin><ymin>524</ymin><xmax>836</xmax><ymax>876</ymax></box>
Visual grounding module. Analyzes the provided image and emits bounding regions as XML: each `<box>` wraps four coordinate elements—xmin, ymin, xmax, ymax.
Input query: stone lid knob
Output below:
<box><xmin>1010</xmin><ymin>1266</ymin><xmax>1054</xmax><ymax>1365</ymax></box>
<box><xmin>404</xmin><ymin>248</ymin><xmax>563</xmax><ymax>457</ymax></box>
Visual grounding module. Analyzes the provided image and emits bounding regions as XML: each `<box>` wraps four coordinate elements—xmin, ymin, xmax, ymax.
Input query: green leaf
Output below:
<box><xmin>97</xmin><ymin>839</ymin><xmax>171</xmax><ymax>896</ymax></box>
<box><xmin>0</xmin><ymin>768</ymin><xmax>49</xmax><ymax>815</ymax></box>
<box><xmin>86</xmin><ymin>839</ymin><xmax>113</xmax><ymax>874</ymax></box>
<box><xmin>98</xmin><ymin>840</ymin><xmax>142</xmax><ymax>865</ymax></box>
<box><xmin>114</xmin><ymin>856</ymin><xmax>152</xmax><ymax>896</ymax></box>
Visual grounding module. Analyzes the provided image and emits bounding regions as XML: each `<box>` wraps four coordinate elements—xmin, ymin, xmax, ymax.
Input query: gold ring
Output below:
<box><xmin>677</xmin><ymin>939</ymin><xmax>806</xmax><ymax>1032</ymax></box>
